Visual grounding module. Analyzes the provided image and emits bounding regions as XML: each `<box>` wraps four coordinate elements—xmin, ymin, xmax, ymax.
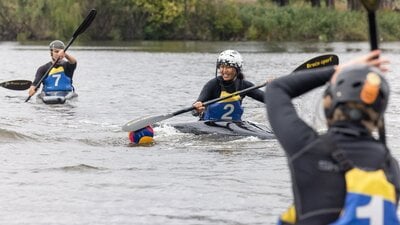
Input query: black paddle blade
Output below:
<box><xmin>293</xmin><ymin>54</ymin><xmax>339</xmax><ymax>72</ymax></box>
<box><xmin>73</xmin><ymin>9</ymin><xmax>97</xmax><ymax>38</ymax></box>
<box><xmin>1</xmin><ymin>80</ymin><xmax>32</xmax><ymax>91</ymax></box>
<box><xmin>64</xmin><ymin>9</ymin><xmax>97</xmax><ymax>52</ymax></box>
<box><xmin>360</xmin><ymin>0</ymin><xmax>380</xmax><ymax>12</ymax></box>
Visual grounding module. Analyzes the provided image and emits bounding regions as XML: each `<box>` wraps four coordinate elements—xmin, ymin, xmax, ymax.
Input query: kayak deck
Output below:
<box><xmin>171</xmin><ymin>120</ymin><xmax>275</xmax><ymax>139</ymax></box>
<box><xmin>38</xmin><ymin>91</ymin><xmax>78</xmax><ymax>104</ymax></box>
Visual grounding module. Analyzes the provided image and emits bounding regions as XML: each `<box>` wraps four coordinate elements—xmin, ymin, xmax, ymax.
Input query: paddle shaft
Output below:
<box><xmin>171</xmin><ymin>82</ymin><xmax>267</xmax><ymax>117</ymax></box>
<box><xmin>368</xmin><ymin>12</ymin><xmax>378</xmax><ymax>50</ymax></box>
<box><xmin>361</xmin><ymin>0</ymin><xmax>385</xmax><ymax>144</ymax></box>
<box><xmin>25</xmin><ymin>9</ymin><xmax>97</xmax><ymax>102</ymax></box>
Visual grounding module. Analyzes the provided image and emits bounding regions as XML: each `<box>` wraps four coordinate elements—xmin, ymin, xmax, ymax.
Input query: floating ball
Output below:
<box><xmin>128</xmin><ymin>126</ymin><xmax>154</xmax><ymax>144</ymax></box>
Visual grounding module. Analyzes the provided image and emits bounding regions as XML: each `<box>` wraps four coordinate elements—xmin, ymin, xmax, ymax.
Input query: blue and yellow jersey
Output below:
<box><xmin>202</xmin><ymin>91</ymin><xmax>244</xmax><ymax>121</ymax></box>
<box><xmin>329</xmin><ymin>168</ymin><xmax>400</xmax><ymax>225</ymax></box>
<box><xmin>43</xmin><ymin>66</ymin><xmax>73</xmax><ymax>92</ymax></box>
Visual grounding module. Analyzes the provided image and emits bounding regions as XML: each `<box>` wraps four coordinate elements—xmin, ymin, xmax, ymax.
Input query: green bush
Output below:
<box><xmin>379</xmin><ymin>11</ymin><xmax>400</xmax><ymax>41</ymax></box>
<box><xmin>1</xmin><ymin>0</ymin><xmax>400</xmax><ymax>42</ymax></box>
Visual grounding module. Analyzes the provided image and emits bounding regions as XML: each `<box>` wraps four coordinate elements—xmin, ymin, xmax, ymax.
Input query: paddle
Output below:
<box><xmin>360</xmin><ymin>0</ymin><xmax>379</xmax><ymax>50</ymax></box>
<box><xmin>361</xmin><ymin>0</ymin><xmax>386</xmax><ymax>144</ymax></box>
<box><xmin>25</xmin><ymin>9</ymin><xmax>97</xmax><ymax>102</ymax></box>
<box><xmin>0</xmin><ymin>80</ymin><xmax>32</xmax><ymax>91</ymax></box>
<box><xmin>122</xmin><ymin>54</ymin><xmax>339</xmax><ymax>132</ymax></box>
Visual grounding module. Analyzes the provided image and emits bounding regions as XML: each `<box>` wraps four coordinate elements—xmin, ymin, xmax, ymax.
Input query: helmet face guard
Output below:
<box><xmin>324</xmin><ymin>65</ymin><xmax>389</xmax><ymax>120</ymax></box>
<box><xmin>216</xmin><ymin>50</ymin><xmax>243</xmax><ymax>74</ymax></box>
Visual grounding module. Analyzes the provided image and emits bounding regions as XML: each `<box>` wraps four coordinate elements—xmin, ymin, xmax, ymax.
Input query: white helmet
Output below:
<box><xmin>217</xmin><ymin>50</ymin><xmax>243</xmax><ymax>72</ymax></box>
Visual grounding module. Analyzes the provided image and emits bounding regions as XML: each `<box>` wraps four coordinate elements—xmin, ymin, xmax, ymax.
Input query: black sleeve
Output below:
<box><xmin>196</xmin><ymin>78</ymin><xmax>220</xmax><ymax>102</ymax></box>
<box><xmin>32</xmin><ymin>62</ymin><xmax>52</xmax><ymax>86</ymax></box>
<box><xmin>241</xmin><ymin>80</ymin><xmax>264</xmax><ymax>103</ymax></box>
<box><xmin>265</xmin><ymin>66</ymin><xmax>336</xmax><ymax>156</ymax></box>
<box><xmin>64</xmin><ymin>61</ymin><xmax>77</xmax><ymax>79</ymax></box>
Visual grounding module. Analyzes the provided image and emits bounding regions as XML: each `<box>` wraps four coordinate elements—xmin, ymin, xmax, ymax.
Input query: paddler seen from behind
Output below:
<box><xmin>192</xmin><ymin>50</ymin><xmax>273</xmax><ymax>121</ymax></box>
<box><xmin>266</xmin><ymin>50</ymin><xmax>400</xmax><ymax>224</ymax></box>
<box><xmin>28</xmin><ymin>40</ymin><xmax>78</xmax><ymax>103</ymax></box>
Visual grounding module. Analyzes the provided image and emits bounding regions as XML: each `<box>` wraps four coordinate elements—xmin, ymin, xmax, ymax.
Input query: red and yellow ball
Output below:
<box><xmin>128</xmin><ymin>126</ymin><xmax>154</xmax><ymax>145</ymax></box>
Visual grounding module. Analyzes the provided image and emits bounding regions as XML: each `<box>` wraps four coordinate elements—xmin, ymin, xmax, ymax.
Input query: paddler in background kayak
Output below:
<box><xmin>28</xmin><ymin>40</ymin><xmax>77</xmax><ymax>98</ymax></box>
<box><xmin>192</xmin><ymin>49</ymin><xmax>273</xmax><ymax>121</ymax></box>
<box><xmin>266</xmin><ymin>50</ymin><xmax>400</xmax><ymax>224</ymax></box>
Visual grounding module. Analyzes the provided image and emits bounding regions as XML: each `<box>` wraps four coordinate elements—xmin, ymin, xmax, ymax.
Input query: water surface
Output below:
<box><xmin>2</xmin><ymin>41</ymin><xmax>400</xmax><ymax>224</ymax></box>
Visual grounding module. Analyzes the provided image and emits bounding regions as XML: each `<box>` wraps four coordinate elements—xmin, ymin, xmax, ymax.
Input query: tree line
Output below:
<box><xmin>1</xmin><ymin>0</ymin><xmax>400</xmax><ymax>42</ymax></box>
<box><xmin>274</xmin><ymin>0</ymin><xmax>396</xmax><ymax>9</ymax></box>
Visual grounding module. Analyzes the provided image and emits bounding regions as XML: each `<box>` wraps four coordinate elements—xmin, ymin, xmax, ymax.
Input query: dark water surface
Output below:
<box><xmin>1</xmin><ymin>41</ymin><xmax>400</xmax><ymax>224</ymax></box>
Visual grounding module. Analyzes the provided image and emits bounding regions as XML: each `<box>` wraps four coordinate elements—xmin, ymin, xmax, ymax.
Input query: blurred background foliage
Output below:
<box><xmin>1</xmin><ymin>0</ymin><xmax>400</xmax><ymax>42</ymax></box>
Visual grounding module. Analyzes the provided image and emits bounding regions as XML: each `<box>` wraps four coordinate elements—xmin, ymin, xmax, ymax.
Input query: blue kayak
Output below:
<box><xmin>171</xmin><ymin>120</ymin><xmax>275</xmax><ymax>139</ymax></box>
<box><xmin>38</xmin><ymin>91</ymin><xmax>78</xmax><ymax>104</ymax></box>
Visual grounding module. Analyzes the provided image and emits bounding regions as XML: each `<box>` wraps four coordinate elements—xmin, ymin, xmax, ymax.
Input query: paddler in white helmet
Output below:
<box><xmin>192</xmin><ymin>49</ymin><xmax>273</xmax><ymax>121</ymax></box>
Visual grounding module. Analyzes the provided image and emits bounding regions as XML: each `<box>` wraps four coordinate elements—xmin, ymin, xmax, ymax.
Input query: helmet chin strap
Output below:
<box><xmin>214</xmin><ymin>59</ymin><xmax>218</xmax><ymax>79</ymax></box>
<box><xmin>50</xmin><ymin>51</ymin><xmax>59</xmax><ymax>63</ymax></box>
<box><xmin>51</xmin><ymin>56</ymin><xmax>58</xmax><ymax>63</ymax></box>
<box><xmin>342</xmin><ymin>106</ymin><xmax>387</xmax><ymax>145</ymax></box>
<box><xmin>378</xmin><ymin>116</ymin><xmax>386</xmax><ymax>145</ymax></box>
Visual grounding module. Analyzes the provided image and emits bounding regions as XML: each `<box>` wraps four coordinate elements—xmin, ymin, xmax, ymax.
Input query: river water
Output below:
<box><xmin>1</xmin><ymin>41</ymin><xmax>400</xmax><ymax>224</ymax></box>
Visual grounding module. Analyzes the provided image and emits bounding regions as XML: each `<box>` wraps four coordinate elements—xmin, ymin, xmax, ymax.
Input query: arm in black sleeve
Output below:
<box><xmin>241</xmin><ymin>80</ymin><xmax>264</xmax><ymax>103</ymax></box>
<box><xmin>32</xmin><ymin>63</ymin><xmax>51</xmax><ymax>86</ymax></box>
<box><xmin>196</xmin><ymin>78</ymin><xmax>220</xmax><ymax>102</ymax></box>
<box><xmin>265</xmin><ymin>66</ymin><xmax>336</xmax><ymax>156</ymax></box>
<box><xmin>64</xmin><ymin>61</ymin><xmax>77</xmax><ymax>79</ymax></box>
